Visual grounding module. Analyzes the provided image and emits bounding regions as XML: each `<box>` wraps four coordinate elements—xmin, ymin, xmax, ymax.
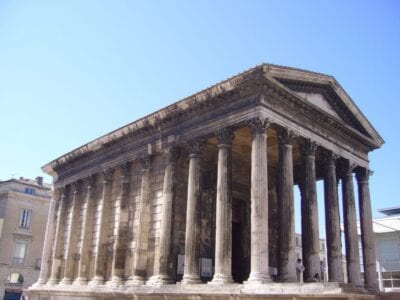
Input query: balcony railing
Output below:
<box><xmin>12</xmin><ymin>257</ymin><xmax>24</xmax><ymax>265</ymax></box>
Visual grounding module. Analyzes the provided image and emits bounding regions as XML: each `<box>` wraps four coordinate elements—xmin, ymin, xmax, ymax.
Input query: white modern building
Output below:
<box><xmin>371</xmin><ymin>207</ymin><xmax>400</xmax><ymax>292</ymax></box>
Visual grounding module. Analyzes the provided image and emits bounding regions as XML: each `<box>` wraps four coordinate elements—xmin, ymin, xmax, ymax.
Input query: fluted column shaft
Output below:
<box><xmin>342</xmin><ymin>161</ymin><xmax>362</xmax><ymax>287</ymax></box>
<box><xmin>300</xmin><ymin>140</ymin><xmax>320</xmax><ymax>282</ymax></box>
<box><xmin>356</xmin><ymin>168</ymin><xmax>378</xmax><ymax>291</ymax></box>
<box><xmin>47</xmin><ymin>189</ymin><xmax>67</xmax><ymax>285</ymax></box>
<box><xmin>89</xmin><ymin>171</ymin><xmax>114</xmax><ymax>285</ymax></box>
<box><xmin>109</xmin><ymin>163</ymin><xmax>131</xmax><ymax>286</ymax></box>
<box><xmin>211</xmin><ymin>128</ymin><xmax>234</xmax><ymax>284</ymax></box>
<box><xmin>246</xmin><ymin>117</ymin><xmax>271</xmax><ymax>284</ymax></box>
<box><xmin>74</xmin><ymin>176</ymin><xmax>96</xmax><ymax>285</ymax></box>
<box><xmin>324</xmin><ymin>152</ymin><xmax>343</xmax><ymax>282</ymax></box>
<box><xmin>127</xmin><ymin>156</ymin><xmax>151</xmax><ymax>284</ymax></box>
<box><xmin>277</xmin><ymin>128</ymin><xmax>296</xmax><ymax>282</ymax></box>
<box><xmin>182</xmin><ymin>139</ymin><xmax>205</xmax><ymax>284</ymax></box>
<box><xmin>34</xmin><ymin>191</ymin><xmax>57</xmax><ymax>286</ymax></box>
<box><xmin>61</xmin><ymin>183</ymin><xmax>81</xmax><ymax>284</ymax></box>
<box><xmin>148</xmin><ymin>148</ymin><xmax>178</xmax><ymax>285</ymax></box>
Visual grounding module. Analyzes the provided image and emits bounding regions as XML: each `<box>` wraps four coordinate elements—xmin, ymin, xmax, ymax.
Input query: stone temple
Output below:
<box><xmin>27</xmin><ymin>64</ymin><xmax>384</xmax><ymax>299</ymax></box>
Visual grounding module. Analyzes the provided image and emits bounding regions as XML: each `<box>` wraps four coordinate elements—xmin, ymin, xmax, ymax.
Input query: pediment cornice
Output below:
<box><xmin>42</xmin><ymin>63</ymin><xmax>384</xmax><ymax>176</ymax></box>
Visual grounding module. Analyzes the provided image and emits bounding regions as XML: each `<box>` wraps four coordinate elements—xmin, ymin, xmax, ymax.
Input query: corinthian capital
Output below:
<box><xmin>355</xmin><ymin>167</ymin><xmax>372</xmax><ymax>183</ymax></box>
<box><xmin>216</xmin><ymin>127</ymin><xmax>234</xmax><ymax>146</ymax></box>
<box><xmin>277</xmin><ymin>127</ymin><xmax>296</xmax><ymax>146</ymax></box>
<box><xmin>322</xmin><ymin>150</ymin><xmax>339</xmax><ymax>168</ymax></box>
<box><xmin>121</xmin><ymin>161</ymin><xmax>133</xmax><ymax>178</ymax></box>
<box><xmin>246</xmin><ymin>117</ymin><xmax>270</xmax><ymax>137</ymax></box>
<box><xmin>72</xmin><ymin>180</ymin><xmax>82</xmax><ymax>194</ymax></box>
<box><xmin>103</xmin><ymin>168</ymin><xmax>115</xmax><ymax>183</ymax></box>
<box><xmin>301</xmin><ymin>139</ymin><xmax>317</xmax><ymax>157</ymax></box>
<box><xmin>163</xmin><ymin>147</ymin><xmax>180</xmax><ymax>164</ymax></box>
<box><xmin>186</xmin><ymin>138</ymin><xmax>207</xmax><ymax>156</ymax></box>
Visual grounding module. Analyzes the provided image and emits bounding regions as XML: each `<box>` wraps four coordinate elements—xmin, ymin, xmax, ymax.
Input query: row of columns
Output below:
<box><xmin>35</xmin><ymin>117</ymin><xmax>377</xmax><ymax>291</ymax></box>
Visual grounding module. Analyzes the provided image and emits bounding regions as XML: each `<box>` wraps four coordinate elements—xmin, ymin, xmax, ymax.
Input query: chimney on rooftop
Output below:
<box><xmin>36</xmin><ymin>176</ymin><xmax>43</xmax><ymax>186</ymax></box>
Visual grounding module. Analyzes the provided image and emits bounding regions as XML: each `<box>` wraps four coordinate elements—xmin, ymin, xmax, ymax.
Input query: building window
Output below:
<box><xmin>24</xmin><ymin>187</ymin><xmax>35</xmax><ymax>195</ymax></box>
<box><xmin>19</xmin><ymin>209</ymin><xmax>32</xmax><ymax>229</ymax></box>
<box><xmin>6</xmin><ymin>273</ymin><xmax>24</xmax><ymax>287</ymax></box>
<box><xmin>12</xmin><ymin>240</ymin><xmax>27</xmax><ymax>265</ymax></box>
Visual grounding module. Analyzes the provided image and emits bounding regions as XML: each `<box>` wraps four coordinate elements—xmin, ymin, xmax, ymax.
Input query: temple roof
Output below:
<box><xmin>42</xmin><ymin>63</ymin><xmax>384</xmax><ymax>176</ymax></box>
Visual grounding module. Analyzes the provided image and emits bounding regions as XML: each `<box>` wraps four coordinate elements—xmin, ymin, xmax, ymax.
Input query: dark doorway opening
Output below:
<box><xmin>231</xmin><ymin>199</ymin><xmax>250</xmax><ymax>283</ymax></box>
<box><xmin>4</xmin><ymin>290</ymin><xmax>22</xmax><ymax>300</ymax></box>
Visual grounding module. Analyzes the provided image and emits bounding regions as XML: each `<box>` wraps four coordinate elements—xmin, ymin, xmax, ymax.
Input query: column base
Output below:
<box><xmin>244</xmin><ymin>272</ymin><xmax>272</xmax><ymax>285</ymax></box>
<box><xmin>125</xmin><ymin>275</ymin><xmax>145</xmax><ymax>285</ymax></box>
<box><xmin>88</xmin><ymin>275</ymin><xmax>105</xmax><ymax>286</ymax></box>
<box><xmin>46</xmin><ymin>278</ymin><xmax>59</xmax><ymax>286</ymax></box>
<box><xmin>72</xmin><ymin>277</ymin><xmax>88</xmax><ymax>286</ymax></box>
<box><xmin>32</xmin><ymin>279</ymin><xmax>47</xmax><ymax>287</ymax></box>
<box><xmin>106</xmin><ymin>276</ymin><xmax>124</xmax><ymax>287</ymax></box>
<box><xmin>209</xmin><ymin>273</ymin><xmax>234</xmax><ymax>285</ymax></box>
<box><xmin>181</xmin><ymin>273</ymin><xmax>202</xmax><ymax>284</ymax></box>
<box><xmin>146</xmin><ymin>274</ymin><xmax>174</xmax><ymax>286</ymax></box>
<box><xmin>59</xmin><ymin>277</ymin><xmax>73</xmax><ymax>285</ymax></box>
<box><xmin>279</xmin><ymin>274</ymin><xmax>299</xmax><ymax>283</ymax></box>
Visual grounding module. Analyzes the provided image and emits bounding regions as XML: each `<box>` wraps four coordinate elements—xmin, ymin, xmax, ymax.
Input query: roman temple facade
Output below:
<box><xmin>27</xmin><ymin>64</ymin><xmax>383</xmax><ymax>299</ymax></box>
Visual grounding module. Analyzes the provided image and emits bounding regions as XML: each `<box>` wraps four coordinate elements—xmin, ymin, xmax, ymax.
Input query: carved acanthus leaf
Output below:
<box><xmin>186</xmin><ymin>138</ymin><xmax>207</xmax><ymax>155</ymax></box>
<box><xmin>163</xmin><ymin>147</ymin><xmax>180</xmax><ymax>163</ymax></box>
<box><xmin>301</xmin><ymin>139</ymin><xmax>318</xmax><ymax>157</ymax></box>
<box><xmin>246</xmin><ymin>117</ymin><xmax>270</xmax><ymax>137</ymax></box>
<box><xmin>216</xmin><ymin>127</ymin><xmax>234</xmax><ymax>146</ymax></box>
<box><xmin>277</xmin><ymin>127</ymin><xmax>296</xmax><ymax>145</ymax></box>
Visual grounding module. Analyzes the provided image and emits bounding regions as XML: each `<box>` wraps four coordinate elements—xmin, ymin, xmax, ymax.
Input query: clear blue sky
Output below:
<box><xmin>1</xmin><ymin>1</ymin><xmax>399</xmax><ymax>227</ymax></box>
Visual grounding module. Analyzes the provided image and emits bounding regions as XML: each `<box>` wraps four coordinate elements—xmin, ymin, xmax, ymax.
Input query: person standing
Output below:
<box><xmin>296</xmin><ymin>258</ymin><xmax>305</xmax><ymax>283</ymax></box>
<box><xmin>320</xmin><ymin>260</ymin><xmax>326</xmax><ymax>282</ymax></box>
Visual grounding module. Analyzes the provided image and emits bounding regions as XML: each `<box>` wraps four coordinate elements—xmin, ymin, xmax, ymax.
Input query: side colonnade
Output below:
<box><xmin>35</xmin><ymin>117</ymin><xmax>378</xmax><ymax>291</ymax></box>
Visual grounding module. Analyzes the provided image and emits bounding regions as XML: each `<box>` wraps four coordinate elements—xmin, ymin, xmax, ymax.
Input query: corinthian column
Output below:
<box><xmin>148</xmin><ymin>148</ymin><xmax>179</xmax><ymax>285</ymax></box>
<box><xmin>300</xmin><ymin>140</ymin><xmax>320</xmax><ymax>282</ymax></box>
<box><xmin>245</xmin><ymin>117</ymin><xmax>271</xmax><ymax>284</ymax></box>
<box><xmin>89</xmin><ymin>169</ymin><xmax>114</xmax><ymax>285</ymax></box>
<box><xmin>73</xmin><ymin>175</ymin><xmax>96</xmax><ymax>285</ymax></box>
<box><xmin>47</xmin><ymin>188</ymin><xmax>67</xmax><ymax>285</ymax></box>
<box><xmin>356</xmin><ymin>168</ymin><xmax>378</xmax><ymax>292</ymax></box>
<box><xmin>277</xmin><ymin>128</ymin><xmax>296</xmax><ymax>282</ymax></box>
<box><xmin>60</xmin><ymin>181</ymin><xmax>81</xmax><ymax>285</ymax></box>
<box><xmin>181</xmin><ymin>139</ymin><xmax>206</xmax><ymax>284</ymax></box>
<box><xmin>210</xmin><ymin>127</ymin><xmax>234</xmax><ymax>284</ymax></box>
<box><xmin>108</xmin><ymin>162</ymin><xmax>132</xmax><ymax>286</ymax></box>
<box><xmin>33</xmin><ymin>189</ymin><xmax>57</xmax><ymax>286</ymax></box>
<box><xmin>341</xmin><ymin>160</ymin><xmax>362</xmax><ymax>287</ymax></box>
<box><xmin>324</xmin><ymin>151</ymin><xmax>343</xmax><ymax>282</ymax></box>
<box><xmin>126</xmin><ymin>155</ymin><xmax>152</xmax><ymax>285</ymax></box>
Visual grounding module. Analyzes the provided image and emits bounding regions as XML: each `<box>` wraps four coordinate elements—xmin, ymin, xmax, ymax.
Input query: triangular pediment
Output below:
<box><xmin>293</xmin><ymin>91</ymin><xmax>343</xmax><ymax>121</ymax></box>
<box><xmin>269</xmin><ymin>75</ymin><xmax>379</xmax><ymax>142</ymax></box>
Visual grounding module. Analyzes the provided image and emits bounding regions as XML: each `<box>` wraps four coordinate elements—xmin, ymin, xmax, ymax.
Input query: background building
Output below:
<box><xmin>0</xmin><ymin>177</ymin><xmax>51</xmax><ymax>299</ymax></box>
<box><xmin>368</xmin><ymin>207</ymin><xmax>400</xmax><ymax>292</ymax></box>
